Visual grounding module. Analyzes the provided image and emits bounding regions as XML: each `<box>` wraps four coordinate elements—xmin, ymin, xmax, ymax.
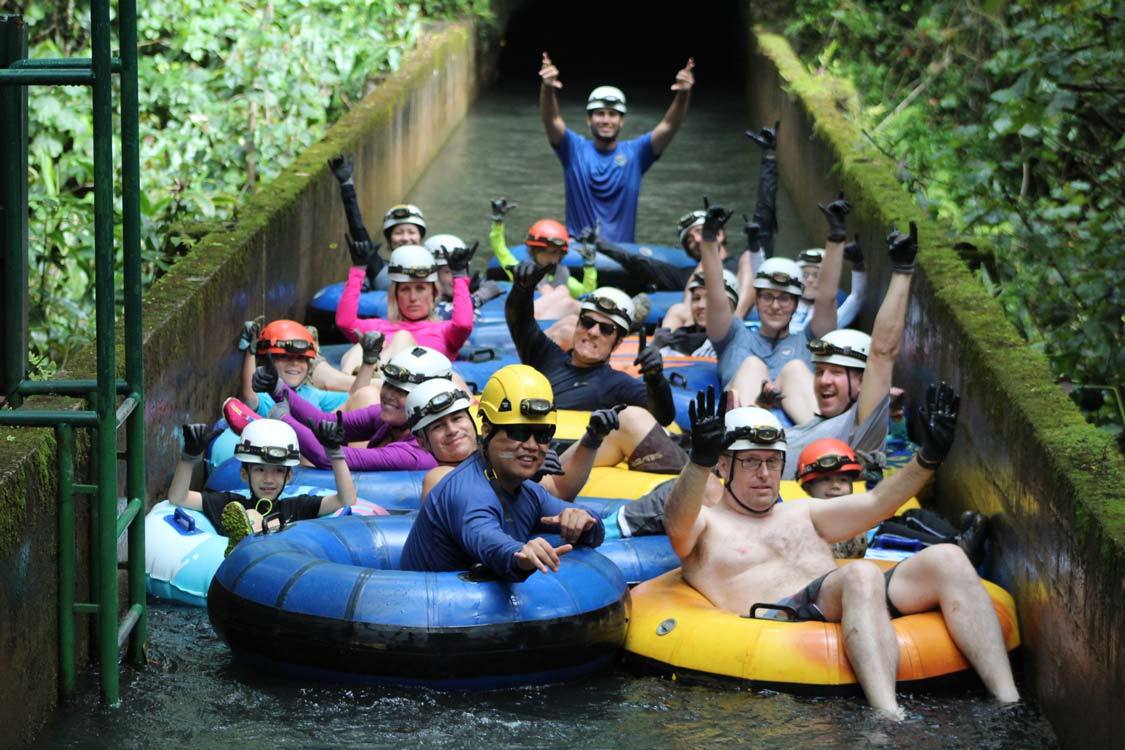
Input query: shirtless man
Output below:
<box><xmin>664</xmin><ymin>386</ymin><xmax>1019</xmax><ymax>717</ymax></box>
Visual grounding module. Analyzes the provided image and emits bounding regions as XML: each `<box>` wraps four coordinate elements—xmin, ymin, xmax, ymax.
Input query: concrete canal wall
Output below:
<box><xmin>743</xmin><ymin>25</ymin><xmax>1124</xmax><ymax>750</ymax></box>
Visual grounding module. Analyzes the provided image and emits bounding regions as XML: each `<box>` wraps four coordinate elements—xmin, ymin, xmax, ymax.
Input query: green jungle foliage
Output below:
<box><xmin>787</xmin><ymin>0</ymin><xmax>1124</xmax><ymax>437</ymax></box>
<box><xmin>12</xmin><ymin>0</ymin><xmax>488</xmax><ymax>375</ymax></box>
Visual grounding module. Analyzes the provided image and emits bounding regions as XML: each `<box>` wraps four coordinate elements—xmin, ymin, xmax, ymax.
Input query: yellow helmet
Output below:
<box><xmin>478</xmin><ymin>365</ymin><xmax>557</xmax><ymax>427</ymax></box>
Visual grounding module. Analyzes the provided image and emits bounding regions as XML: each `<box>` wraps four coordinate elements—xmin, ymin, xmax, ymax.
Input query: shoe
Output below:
<box><xmin>956</xmin><ymin>510</ymin><xmax>989</xmax><ymax>567</ymax></box>
<box><xmin>631</xmin><ymin>293</ymin><xmax>652</xmax><ymax>327</ymax></box>
<box><xmin>219</xmin><ymin>501</ymin><xmax>253</xmax><ymax>557</ymax></box>
<box><xmin>223</xmin><ymin>397</ymin><xmax>259</xmax><ymax>435</ymax></box>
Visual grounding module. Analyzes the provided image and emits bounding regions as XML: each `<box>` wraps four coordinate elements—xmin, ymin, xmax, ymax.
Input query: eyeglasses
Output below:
<box><xmin>757</xmin><ymin>291</ymin><xmax>796</xmax><ymax>307</ymax></box>
<box><xmin>797</xmin><ymin>453</ymin><xmax>858</xmax><ymax>478</ymax></box>
<box><xmin>257</xmin><ymin>338</ymin><xmax>314</xmax><ymax>355</ymax></box>
<box><xmin>382</xmin><ymin>363</ymin><xmax>450</xmax><ymax>385</ymax></box>
<box><xmin>731</xmin><ymin>455</ymin><xmax>784</xmax><ymax>472</ymax></box>
<box><xmin>577</xmin><ymin>314</ymin><xmax>618</xmax><ymax>337</ymax></box>
<box><xmin>798</xmin><ymin>250</ymin><xmax>824</xmax><ymax>265</ymax></box>
<box><xmin>503</xmin><ymin>424</ymin><xmax>556</xmax><ymax>445</ymax></box>
<box><xmin>756</xmin><ymin>270</ymin><xmax>802</xmax><ymax>289</ymax></box>
<box><xmin>585</xmin><ymin>294</ymin><xmax>632</xmax><ymax>324</ymax></box>
<box><xmin>528</xmin><ymin>234</ymin><xmax>568</xmax><ymax>249</ymax></box>
<box><xmin>236</xmin><ymin>442</ymin><xmax>299</xmax><ymax>464</ymax></box>
<box><xmin>388</xmin><ymin>264</ymin><xmax>434</xmax><ymax>279</ymax></box>
<box><xmin>807</xmin><ymin>339</ymin><xmax>868</xmax><ymax>363</ymax></box>
<box><xmin>728</xmin><ymin>425</ymin><xmax>786</xmax><ymax>444</ymax></box>
<box><xmin>386</xmin><ymin>206</ymin><xmax>423</xmax><ymax>221</ymax></box>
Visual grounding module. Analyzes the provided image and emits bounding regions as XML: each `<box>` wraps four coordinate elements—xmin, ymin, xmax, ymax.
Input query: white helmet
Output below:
<box><xmin>753</xmin><ymin>257</ymin><xmax>803</xmax><ymax>297</ymax></box>
<box><xmin>382</xmin><ymin>204</ymin><xmax>427</xmax><ymax>238</ymax></box>
<box><xmin>406</xmin><ymin>378</ymin><xmax>473</xmax><ymax>435</ymax></box>
<box><xmin>381</xmin><ymin>345</ymin><xmax>453</xmax><ymax>392</ymax></box>
<box><xmin>676</xmin><ymin>209</ymin><xmax>706</xmax><ymax>250</ymax></box>
<box><xmin>586</xmin><ymin>85</ymin><xmax>627</xmax><ymax>114</ymax></box>
<box><xmin>724</xmin><ymin>407</ymin><xmax>787</xmax><ymax>453</ymax></box>
<box><xmin>808</xmin><ymin>329</ymin><xmax>870</xmax><ymax>370</ymax></box>
<box><xmin>796</xmin><ymin>248</ymin><xmax>825</xmax><ymax>269</ymax></box>
<box><xmin>580</xmin><ymin>287</ymin><xmax>635</xmax><ymax>333</ymax></box>
<box><xmin>235</xmin><ymin>419</ymin><xmax>301</xmax><ymax>466</ymax></box>
<box><xmin>689</xmin><ymin>269</ymin><xmax>740</xmax><ymax>307</ymax></box>
<box><xmin>423</xmin><ymin>233</ymin><xmax>466</xmax><ymax>268</ymax></box>
<box><xmin>387</xmin><ymin>245</ymin><xmax>437</xmax><ymax>283</ymax></box>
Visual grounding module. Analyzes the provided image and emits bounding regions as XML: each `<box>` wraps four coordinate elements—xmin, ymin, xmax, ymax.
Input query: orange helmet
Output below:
<box><xmin>525</xmin><ymin>219</ymin><xmax>569</xmax><ymax>251</ymax></box>
<box><xmin>796</xmin><ymin>438</ymin><xmax>862</xmax><ymax>485</ymax></box>
<box><xmin>256</xmin><ymin>319</ymin><xmax>316</xmax><ymax>359</ymax></box>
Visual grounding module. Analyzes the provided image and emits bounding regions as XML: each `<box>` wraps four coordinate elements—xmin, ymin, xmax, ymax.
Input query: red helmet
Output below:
<box><xmin>256</xmin><ymin>319</ymin><xmax>317</xmax><ymax>359</ymax></box>
<box><xmin>525</xmin><ymin>219</ymin><xmax>569</xmax><ymax>251</ymax></box>
<box><xmin>796</xmin><ymin>438</ymin><xmax>862</xmax><ymax>485</ymax></box>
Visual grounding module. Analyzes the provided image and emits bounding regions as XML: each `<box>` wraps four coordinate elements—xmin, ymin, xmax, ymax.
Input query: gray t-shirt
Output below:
<box><xmin>783</xmin><ymin>393</ymin><xmax>891</xmax><ymax>479</ymax></box>
<box><xmin>714</xmin><ymin>317</ymin><xmax>812</xmax><ymax>386</ymax></box>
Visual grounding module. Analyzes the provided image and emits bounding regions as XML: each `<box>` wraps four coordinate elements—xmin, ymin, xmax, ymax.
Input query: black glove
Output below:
<box><xmin>356</xmin><ymin>330</ymin><xmax>385</xmax><ymax>365</ymax></box>
<box><xmin>181</xmin><ymin>423</ymin><xmax>219</xmax><ymax>462</ymax></box>
<box><xmin>742</xmin><ymin>214</ymin><xmax>762</xmax><ymax>251</ymax></box>
<box><xmin>347</xmin><ymin>237</ymin><xmax>380</xmax><ymax>267</ymax></box>
<box><xmin>489</xmin><ymin>197</ymin><xmax>517</xmax><ymax>222</ymax></box>
<box><xmin>445</xmin><ymin>241</ymin><xmax>478</xmax><ymax>277</ymax></box>
<box><xmin>634</xmin><ymin>345</ymin><xmax>664</xmax><ymax>383</ymax></box>
<box><xmin>755</xmin><ymin>381</ymin><xmax>784</xmax><ymax>409</ymax></box>
<box><xmin>252</xmin><ymin>354</ymin><xmax>283</xmax><ymax>398</ymax></box>
<box><xmin>582</xmin><ymin>404</ymin><xmax>625</xmax><ymax>449</ymax></box>
<box><xmin>314</xmin><ymin>411</ymin><xmax>347</xmax><ymax>461</ymax></box>
<box><xmin>887</xmin><ymin>221</ymin><xmax>919</xmax><ymax>274</ymax></box>
<box><xmin>916</xmin><ymin>381</ymin><xmax>960</xmax><ymax>469</ymax></box>
<box><xmin>237</xmin><ymin>318</ymin><xmax>261</xmax><ymax>353</ymax></box>
<box><xmin>843</xmin><ymin>233</ymin><xmax>865</xmax><ymax>270</ymax></box>
<box><xmin>328</xmin><ymin>154</ymin><xmax>353</xmax><ymax>185</ymax></box>
<box><xmin>701</xmin><ymin>197</ymin><xmax>733</xmax><ymax>242</ymax></box>
<box><xmin>513</xmin><ymin>259</ymin><xmax>554</xmax><ymax>291</ymax></box>
<box><xmin>532</xmin><ymin>448</ymin><xmax>565</xmax><ymax>482</ymax></box>
<box><xmin>745</xmin><ymin>120</ymin><xmax>779</xmax><ymax>152</ymax></box>
<box><xmin>817</xmin><ymin>192</ymin><xmax>851</xmax><ymax>243</ymax></box>
<box><xmin>688</xmin><ymin>386</ymin><xmax>733</xmax><ymax>468</ymax></box>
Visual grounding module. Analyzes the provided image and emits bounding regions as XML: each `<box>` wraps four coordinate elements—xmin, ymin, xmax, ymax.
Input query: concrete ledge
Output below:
<box><xmin>746</xmin><ymin>27</ymin><xmax>1123</xmax><ymax>748</ymax></box>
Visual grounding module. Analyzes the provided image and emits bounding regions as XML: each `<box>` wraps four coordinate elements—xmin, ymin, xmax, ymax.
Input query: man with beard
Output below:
<box><xmin>539</xmin><ymin>52</ymin><xmax>695</xmax><ymax>242</ymax></box>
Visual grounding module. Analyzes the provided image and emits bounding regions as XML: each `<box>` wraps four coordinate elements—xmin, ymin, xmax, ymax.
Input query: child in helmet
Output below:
<box><xmin>236</xmin><ymin>319</ymin><xmax>353</xmax><ymax>416</ymax></box>
<box><xmin>488</xmin><ymin>198</ymin><xmax>597</xmax><ymax>319</ymax></box>
<box><xmin>796</xmin><ymin>438</ymin><xmax>868</xmax><ymax>558</ymax></box>
<box><xmin>170</xmin><ymin>418</ymin><xmax>356</xmax><ymax>556</ymax></box>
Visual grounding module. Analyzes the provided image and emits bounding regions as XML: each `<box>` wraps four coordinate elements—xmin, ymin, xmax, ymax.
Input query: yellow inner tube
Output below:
<box><xmin>625</xmin><ymin>561</ymin><xmax>1020</xmax><ymax>689</ymax></box>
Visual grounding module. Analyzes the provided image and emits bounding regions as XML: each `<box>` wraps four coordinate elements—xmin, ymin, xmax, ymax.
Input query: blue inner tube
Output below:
<box><xmin>207</xmin><ymin>514</ymin><xmax>629</xmax><ymax>688</ymax></box>
<box><xmin>309</xmin><ymin>281</ymin><xmax>512</xmax><ymax>325</ymax></box>
<box><xmin>484</xmin><ymin>242</ymin><xmax>695</xmax><ymax>293</ymax></box>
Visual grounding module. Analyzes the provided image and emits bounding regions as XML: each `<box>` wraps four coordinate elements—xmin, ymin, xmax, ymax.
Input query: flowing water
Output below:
<box><xmin>36</xmin><ymin>84</ymin><xmax>1058</xmax><ymax>748</ymax></box>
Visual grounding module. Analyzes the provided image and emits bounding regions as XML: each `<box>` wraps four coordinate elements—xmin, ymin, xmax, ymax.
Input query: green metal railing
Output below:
<box><xmin>0</xmin><ymin>1</ymin><xmax>145</xmax><ymax>707</ymax></box>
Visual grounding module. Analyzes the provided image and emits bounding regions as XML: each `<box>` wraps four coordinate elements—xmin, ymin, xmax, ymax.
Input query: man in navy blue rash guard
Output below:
<box><xmin>399</xmin><ymin>365</ymin><xmax>604</xmax><ymax>581</ymax></box>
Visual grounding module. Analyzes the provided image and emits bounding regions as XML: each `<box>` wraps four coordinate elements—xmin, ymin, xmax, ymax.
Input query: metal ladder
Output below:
<box><xmin>0</xmin><ymin>0</ymin><xmax>144</xmax><ymax>706</ymax></box>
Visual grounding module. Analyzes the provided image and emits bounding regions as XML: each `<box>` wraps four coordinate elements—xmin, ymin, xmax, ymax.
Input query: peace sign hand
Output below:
<box><xmin>539</xmin><ymin>51</ymin><xmax>562</xmax><ymax>89</ymax></box>
<box><xmin>671</xmin><ymin>58</ymin><xmax>696</xmax><ymax>91</ymax></box>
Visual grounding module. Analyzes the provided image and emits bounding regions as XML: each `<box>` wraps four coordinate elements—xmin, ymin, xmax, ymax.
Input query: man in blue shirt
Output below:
<box><xmin>400</xmin><ymin>364</ymin><xmax>604</xmax><ymax>581</ymax></box>
<box><xmin>539</xmin><ymin>52</ymin><xmax>695</xmax><ymax>242</ymax></box>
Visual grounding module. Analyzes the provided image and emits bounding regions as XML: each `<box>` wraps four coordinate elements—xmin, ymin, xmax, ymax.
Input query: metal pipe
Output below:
<box><xmin>18</xmin><ymin>378</ymin><xmax>130</xmax><ymax>395</ymax></box>
<box><xmin>114</xmin><ymin>497</ymin><xmax>142</xmax><ymax>541</ymax></box>
<box><xmin>116</xmin><ymin>604</ymin><xmax>143</xmax><ymax>650</ymax></box>
<box><xmin>0</xmin><ymin>410</ymin><xmax>99</xmax><ymax>426</ymax></box>
<box><xmin>0</xmin><ymin>17</ymin><xmax>29</xmax><ymax>405</ymax></box>
<box><xmin>0</xmin><ymin>69</ymin><xmax>95</xmax><ymax>85</ymax></box>
<box><xmin>56</xmin><ymin>425</ymin><xmax>76</xmax><ymax>695</ymax></box>
<box><xmin>9</xmin><ymin>56</ymin><xmax>121</xmax><ymax>71</ymax></box>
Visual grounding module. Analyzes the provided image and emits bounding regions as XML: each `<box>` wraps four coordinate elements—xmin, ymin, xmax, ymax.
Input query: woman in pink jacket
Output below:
<box><xmin>337</xmin><ymin>243</ymin><xmax>475</xmax><ymax>373</ymax></box>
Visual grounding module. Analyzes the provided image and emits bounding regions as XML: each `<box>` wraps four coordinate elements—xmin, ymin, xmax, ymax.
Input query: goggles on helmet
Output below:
<box><xmin>590</xmin><ymin>95</ymin><xmax>624</xmax><ymax>107</ymax></box>
<box><xmin>236</xmin><ymin>442</ymin><xmax>300</xmax><ymax>464</ymax></box>
<box><xmin>528</xmin><ymin>234</ymin><xmax>568</xmax><ymax>250</ymax></box>
<box><xmin>586</xmin><ymin>294</ymin><xmax>630</xmax><ymax>321</ymax></box>
<box><xmin>388</xmin><ymin>264</ymin><xmax>435</xmax><ymax>279</ymax></box>
<box><xmin>408</xmin><ymin>389</ymin><xmax>470</xmax><ymax>425</ymax></box>
<box><xmin>257</xmin><ymin>338</ymin><xmax>314</xmax><ymax>356</ymax></box>
<box><xmin>756</xmin><ymin>270</ymin><xmax>803</xmax><ymax>289</ymax></box>
<box><xmin>798</xmin><ymin>250</ymin><xmax>824</xmax><ymax>265</ymax></box>
<box><xmin>503</xmin><ymin>423</ymin><xmax>556</xmax><ymax>445</ymax></box>
<box><xmin>691</xmin><ymin>272</ymin><xmax>738</xmax><ymax>299</ymax></box>
<box><xmin>727</xmin><ymin>425</ymin><xmax>786</xmax><ymax>445</ymax></box>
<box><xmin>807</xmin><ymin>339</ymin><xmax>868</xmax><ymax>363</ymax></box>
<box><xmin>382</xmin><ymin>362</ymin><xmax>449</xmax><ymax>385</ymax></box>
<box><xmin>677</xmin><ymin>210</ymin><xmax>705</xmax><ymax>232</ymax></box>
<box><xmin>387</xmin><ymin>206</ymin><xmax>423</xmax><ymax>221</ymax></box>
<box><xmin>797</xmin><ymin>453</ymin><xmax>859</xmax><ymax>479</ymax></box>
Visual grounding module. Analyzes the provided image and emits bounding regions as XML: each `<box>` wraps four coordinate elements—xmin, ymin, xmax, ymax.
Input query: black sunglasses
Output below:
<box><xmin>503</xmin><ymin>424</ymin><xmax>556</xmax><ymax>445</ymax></box>
<box><xmin>578</xmin><ymin>314</ymin><xmax>617</xmax><ymax>337</ymax></box>
<box><xmin>807</xmin><ymin>339</ymin><xmax>868</xmax><ymax>362</ymax></box>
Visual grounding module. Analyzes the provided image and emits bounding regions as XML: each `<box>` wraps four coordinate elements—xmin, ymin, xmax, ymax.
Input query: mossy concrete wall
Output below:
<box><xmin>0</xmin><ymin>20</ymin><xmax>494</xmax><ymax>748</ymax></box>
<box><xmin>744</xmin><ymin>26</ymin><xmax>1124</xmax><ymax>749</ymax></box>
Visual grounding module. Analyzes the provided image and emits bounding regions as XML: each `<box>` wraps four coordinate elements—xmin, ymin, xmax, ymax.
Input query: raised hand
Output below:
<box><xmin>916</xmin><ymin>381</ymin><xmax>960</xmax><ymax>469</ymax></box>
<box><xmin>445</xmin><ymin>241</ymin><xmax>478</xmax><ymax>277</ymax></box>
<box><xmin>489</xmin><ymin>196</ymin><xmax>517</xmax><ymax>222</ymax></box>
<box><xmin>575</xmin><ymin>224</ymin><xmax>598</xmax><ymax>264</ymax></box>
<box><xmin>539</xmin><ymin>507</ymin><xmax>597</xmax><ymax>543</ymax></box>
<box><xmin>582</xmin><ymin>404</ymin><xmax>626</xmax><ymax>449</ymax></box>
<box><xmin>314</xmin><ymin>411</ymin><xmax>347</xmax><ymax>461</ymax></box>
<box><xmin>539</xmin><ymin>51</ymin><xmax>562</xmax><ymax>89</ymax></box>
<box><xmin>347</xmin><ymin>237</ymin><xmax>380</xmax><ymax>266</ymax></box>
<box><xmin>328</xmin><ymin>154</ymin><xmax>353</xmax><ymax>185</ymax></box>
<box><xmin>887</xmin><ymin>221</ymin><xmax>919</xmax><ymax>274</ymax></box>
<box><xmin>515</xmin><ymin>536</ymin><xmax>572</xmax><ymax>573</ymax></box>
<box><xmin>237</xmin><ymin>317</ymin><xmax>262</xmax><ymax>353</ymax></box>
<box><xmin>251</xmin><ymin>353</ymin><xmax>282</xmax><ymax>398</ymax></box>
<box><xmin>356</xmin><ymin>330</ymin><xmax>385</xmax><ymax>365</ymax></box>
<box><xmin>745</xmin><ymin>120</ymin><xmax>779</xmax><ymax>151</ymax></box>
<box><xmin>844</xmin><ymin>233</ymin><xmax>865</xmax><ymax>270</ymax></box>
<box><xmin>533</xmin><ymin>447</ymin><xmax>565</xmax><ymax>482</ymax></box>
<box><xmin>701</xmin><ymin>196</ymin><xmax>733</xmax><ymax>241</ymax></box>
<box><xmin>513</xmin><ymin>259</ymin><xmax>554</xmax><ymax>290</ymax></box>
<box><xmin>634</xmin><ymin>345</ymin><xmax>664</xmax><ymax>383</ymax></box>
<box><xmin>181</xmin><ymin>423</ymin><xmax>220</xmax><ymax>462</ymax></box>
<box><xmin>688</xmin><ymin>386</ymin><xmax>733</xmax><ymax>467</ymax></box>
<box><xmin>817</xmin><ymin>192</ymin><xmax>852</xmax><ymax>242</ymax></box>
<box><xmin>671</xmin><ymin>57</ymin><xmax>695</xmax><ymax>91</ymax></box>
<box><xmin>575</xmin><ymin>224</ymin><xmax>598</xmax><ymax>246</ymax></box>
<box><xmin>743</xmin><ymin>214</ymin><xmax>762</xmax><ymax>249</ymax></box>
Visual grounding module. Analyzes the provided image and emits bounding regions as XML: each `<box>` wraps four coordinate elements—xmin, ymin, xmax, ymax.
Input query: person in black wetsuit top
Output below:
<box><xmin>506</xmin><ymin>261</ymin><xmax>688</xmax><ymax>473</ymax></box>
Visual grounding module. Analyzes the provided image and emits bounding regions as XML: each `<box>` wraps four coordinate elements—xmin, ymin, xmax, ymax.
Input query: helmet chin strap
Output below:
<box><xmin>725</xmin><ymin>460</ymin><xmax>779</xmax><ymax>516</ymax></box>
